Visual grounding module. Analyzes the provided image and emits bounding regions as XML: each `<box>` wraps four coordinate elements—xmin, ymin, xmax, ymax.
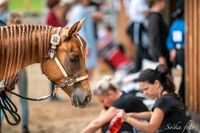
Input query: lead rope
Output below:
<box><xmin>0</xmin><ymin>91</ymin><xmax>21</xmax><ymax>125</ymax></box>
<box><xmin>10</xmin><ymin>87</ymin><xmax>56</xmax><ymax>101</ymax></box>
<box><xmin>0</xmin><ymin>88</ymin><xmax>56</xmax><ymax>126</ymax></box>
<box><xmin>0</xmin><ymin>78</ymin><xmax>56</xmax><ymax>126</ymax></box>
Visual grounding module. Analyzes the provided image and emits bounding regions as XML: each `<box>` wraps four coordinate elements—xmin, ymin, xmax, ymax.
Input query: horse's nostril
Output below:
<box><xmin>84</xmin><ymin>95</ymin><xmax>91</xmax><ymax>103</ymax></box>
<box><xmin>72</xmin><ymin>95</ymin><xmax>79</xmax><ymax>107</ymax></box>
<box><xmin>72</xmin><ymin>90</ymin><xmax>91</xmax><ymax>107</ymax></box>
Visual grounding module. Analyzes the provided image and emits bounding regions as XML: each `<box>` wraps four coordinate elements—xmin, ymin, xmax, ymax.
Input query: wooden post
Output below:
<box><xmin>116</xmin><ymin>0</ymin><xmax>135</xmax><ymax>59</ymax></box>
<box><xmin>185</xmin><ymin>0</ymin><xmax>200</xmax><ymax>130</ymax></box>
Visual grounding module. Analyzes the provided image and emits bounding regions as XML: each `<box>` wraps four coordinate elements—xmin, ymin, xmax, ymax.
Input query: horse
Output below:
<box><xmin>0</xmin><ymin>18</ymin><xmax>92</xmax><ymax>107</ymax></box>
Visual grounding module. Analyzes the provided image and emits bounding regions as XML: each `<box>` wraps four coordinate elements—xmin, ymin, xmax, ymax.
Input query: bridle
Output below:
<box><xmin>47</xmin><ymin>27</ymin><xmax>88</xmax><ymax>88</ymax></box>
<box><xmin>0</xmin><ymin>27</ymin><xmax>89</xmax><ymax>126</ymax></box>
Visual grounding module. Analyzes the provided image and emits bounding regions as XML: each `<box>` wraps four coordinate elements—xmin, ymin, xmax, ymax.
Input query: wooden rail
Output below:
<box><xmin>185</xmin><ymin>0</ymin><xmax>200</xmax><ymax>118</ymax></box>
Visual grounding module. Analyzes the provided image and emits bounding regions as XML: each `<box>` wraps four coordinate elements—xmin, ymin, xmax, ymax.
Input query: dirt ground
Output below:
<box><xmin>1</xmin><ymin>14</ymin><xmax>183</xmax><ymax>133</ymax></box>
<box><xmin>1</xmin><ymin>64</ymin><xmax>105</xmax><ymax>133</ymax></box>
<box><xmin>0</xmin><ymin>14</ymin><xmax>115</xmax><ymax>133</ymax></box>
<box><xmin>1</xmin><ymin>61</ymin><xmax>182</xmax><ymax>133</ymax></box>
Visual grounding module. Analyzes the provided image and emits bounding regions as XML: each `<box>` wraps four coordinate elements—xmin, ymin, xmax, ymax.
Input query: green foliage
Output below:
<box><xmin>8</xmin><ymin>0</ymin><xmax>44</xmax><ymax>13</ymax></box>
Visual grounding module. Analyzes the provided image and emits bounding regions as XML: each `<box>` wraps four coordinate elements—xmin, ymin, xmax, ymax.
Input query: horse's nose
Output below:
<box><xmin>71</xmin><ymin>89</ymin><xmax>91</xmax><ymax>107</ymax></box>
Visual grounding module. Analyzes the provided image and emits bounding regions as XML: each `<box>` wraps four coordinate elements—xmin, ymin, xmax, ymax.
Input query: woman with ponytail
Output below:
<box><xmin>118</xmin><ymin>64</ymin><xmax>189</xmax><ymax>133</ymax></box>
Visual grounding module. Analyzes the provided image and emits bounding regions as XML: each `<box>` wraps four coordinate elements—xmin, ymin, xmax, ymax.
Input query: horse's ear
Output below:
<box><xmin>67</xmin><ymin>18</ymin><xmax>85</xmax><ymax>37</ymax></box>
<box><xmin>76</xmin><ymin>17</ymin><xmax>85</xmax><ymax>32</ymax></box>
<box><xmin>67</xmin><ymin>21</ymin><xmax>79</xmax><ymax>37</ymax></box>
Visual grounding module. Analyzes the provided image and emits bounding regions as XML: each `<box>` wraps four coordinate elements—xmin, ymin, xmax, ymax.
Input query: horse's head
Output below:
<box><xmin>42</xmin><ymin>19</ymin><xmax>92</xmax><ymax>107</ymax></box>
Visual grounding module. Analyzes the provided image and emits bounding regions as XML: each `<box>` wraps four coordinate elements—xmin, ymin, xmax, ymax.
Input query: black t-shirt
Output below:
<box><xmin>152</xmin><ymin>93</ymin><xmax>189</xmax><ymax>133</ymax></box>
<box><xmin>102</xmin><ymin>93</ymin><xmax>148</xmax><ymax>133</ymax></box>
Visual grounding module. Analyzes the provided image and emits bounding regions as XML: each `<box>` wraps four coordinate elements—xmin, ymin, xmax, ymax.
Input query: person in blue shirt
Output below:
<box><xmin>166</xmin><ymin>0</ymin><xmax>185</xmax><ymax>104</ymax></box>
<box><xmin>67</xmin><ymin>0</ymin><xmax>97</xmax><ymax>79</ymax></box>
<box><xmin>0</xmin><ymin>0</ymin><xmax>9</xmax><ymax>24</ymax></box>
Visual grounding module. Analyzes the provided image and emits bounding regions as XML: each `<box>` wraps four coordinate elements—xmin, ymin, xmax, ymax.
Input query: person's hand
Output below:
<box><xmin>91</xmin><ymin>12</ymin><xmax>104</xmax><ymax>22</ymax></box>
<box><xmin>159</xmin><ymin>57</ymin><xmax>166</xmax><ymax>65</ymax></box>
<box><xmin>117</xmin><ymin>109</ymin><xmax>127</xmax><ymax>121</ymax></box>
<box><xmin>170</xmin><ymin>49</ymin><xmax>176</xmax><ymax>62</ymax></box>
<box><xmin>143</xmin><ymin>10</ymin><xmax>150</xmax><ymax>16</ymax></box>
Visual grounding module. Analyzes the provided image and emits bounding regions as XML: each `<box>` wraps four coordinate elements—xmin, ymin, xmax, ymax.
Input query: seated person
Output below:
<box><xmin>118</xmin><ymin>64</ymin><xmax>189</xmax><ymax>133</ymax></box>
<box><xmin>81</xmin><ymin>76</ymin><xmax>148</xmax><ymax>133</ymax></box>
<box><xmin>98</xmin><ymin>25</ymin><xmax>134</xmax><ymax>74</ymax></box>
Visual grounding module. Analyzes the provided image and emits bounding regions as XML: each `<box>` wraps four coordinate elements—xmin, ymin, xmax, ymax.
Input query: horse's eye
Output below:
<box><xmin>69</xmin><ymin>54</ymin><xmax>79</xmax><ymax>63</ymax></box>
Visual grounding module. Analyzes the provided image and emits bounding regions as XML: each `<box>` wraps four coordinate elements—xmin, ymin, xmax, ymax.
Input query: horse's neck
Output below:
<box><xmin>0</xmin><ymin>25</ymin><xmax>55</xmax><ymax>79</ymax></box>
<box><xmin>26</xmin><ymin>25</ymin><xmax>54</xmax><ymax>64</ymax></box>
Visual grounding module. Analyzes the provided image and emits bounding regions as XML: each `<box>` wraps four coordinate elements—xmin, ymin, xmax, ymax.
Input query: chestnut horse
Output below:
<box><xmin>0</xmin><ymin>19</ymin><xmax>92</xmax><ymax>107</ymax></box>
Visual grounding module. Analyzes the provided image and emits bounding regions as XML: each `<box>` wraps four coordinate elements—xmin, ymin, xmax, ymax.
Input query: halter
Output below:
<box><xmin>0</xmin><ymin>26</ymin><xmax>89</xmax><ymax>126</ymax></box>
<box><xmin>48</xmin><ymin>27</ymin><xmax>88</xmax><ymax>88</ymax></box>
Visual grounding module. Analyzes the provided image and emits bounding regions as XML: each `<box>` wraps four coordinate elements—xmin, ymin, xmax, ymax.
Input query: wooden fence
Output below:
<box><xmin>185</xmin><ymin>0</ymin><xmax>200</xmax><ymax>129</ymax></box>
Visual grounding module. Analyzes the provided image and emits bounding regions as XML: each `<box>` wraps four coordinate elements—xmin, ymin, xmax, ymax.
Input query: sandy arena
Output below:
<box><xmin>1</xmin><ymin>64</ymin><xmax>103</xmax><ymax>133</ymax></box>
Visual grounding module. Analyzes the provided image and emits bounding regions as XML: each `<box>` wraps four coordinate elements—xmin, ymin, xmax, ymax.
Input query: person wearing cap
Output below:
<box><xmin>166</xmin><ymin>0</ymin><xmax>185</xmax><ymax>104</ymax></box>
<box><xmin>81</xmin><ymin>76</ymin><xmax>148</xmax><ymax>133</ymax></box>
<box><xmin>0</xmin><ymin>0</ymin><xmax>9</xmax><ymax>23</ymax></box>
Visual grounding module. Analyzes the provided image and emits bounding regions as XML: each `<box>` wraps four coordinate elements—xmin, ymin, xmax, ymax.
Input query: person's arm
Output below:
<box><xmin>121</xmin><ymin>108</ymin><xmax>164</xmax><ymax>133</ymax></box>
<box><xmin>81</xmin><ymin>107</ymin><xmax>118</xmax><ymax>133</ymax></box>
<box><xmin>166</xmin><ymin>23</ymin><xmax>175</xmax><ymax>51</ymax></box>
<box><xmin>91</xmin><ymin>11</ymin><xmax>103</xmax><ymax>22</ymax></box>
<box><xmin>166</xmin><ymin>22</ymin><xmax>177</xmax><ymax>62</ymax></box>
<box><xmin>95</xmin><ymin>110</ymin><xmax>105</xmax><ymax>133</ymax></box>
<box><xmin>96</xmin><ymin>129</ymin><xmax>103</xmax><ymax>133</ymax></box>
<box><xmin>127</xmin><ymin>111</ymin><xmax>152</xmax><ymax>120</ymax></box>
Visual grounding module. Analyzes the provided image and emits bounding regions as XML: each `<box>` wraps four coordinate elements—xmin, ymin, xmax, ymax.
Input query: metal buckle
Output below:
<box><xmin>50</xmin><ymin>34</ymin><xmax>60</xmax><ymax>46</ymax></box>
<box><xmin>49</xmin><ymin>49</ymin><xmax>56</xmax><ymax>59</ymax></box>
<box><xmin>65</xmin><ymin>78</ymin><xmax>74</xmax><ymax>86</ymax></box>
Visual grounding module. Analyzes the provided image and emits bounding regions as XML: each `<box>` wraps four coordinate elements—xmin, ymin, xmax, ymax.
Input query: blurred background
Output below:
<box><xmin>1</xmin><ymin>0</ymin><xmax>200</xmax><ymax>132</ymax></box>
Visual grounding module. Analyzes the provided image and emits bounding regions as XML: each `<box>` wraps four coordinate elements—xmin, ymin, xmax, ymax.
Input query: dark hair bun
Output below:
<box><xmin>156</xmin><ymin>64</ymin><xmax>169</xmax><ymax>76</ymax></box>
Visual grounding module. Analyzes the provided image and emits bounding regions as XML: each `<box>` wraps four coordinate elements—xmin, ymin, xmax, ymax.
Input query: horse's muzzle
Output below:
<box><xmin>71</xmin><ymin>88</ymin><xmax>91</xmax><ymax>107</ymax></box>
